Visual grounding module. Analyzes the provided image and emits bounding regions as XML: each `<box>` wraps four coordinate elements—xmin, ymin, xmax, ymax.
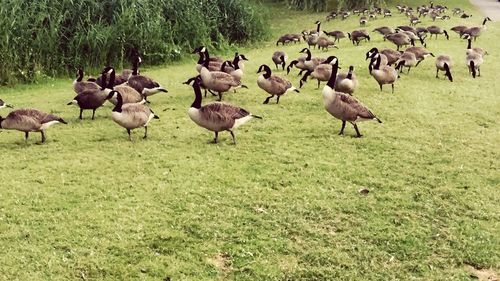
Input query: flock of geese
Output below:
<box><xmin>0</xmin><ymin>1</ymin><xmax>492</xmax><ymax>144</ymax></box>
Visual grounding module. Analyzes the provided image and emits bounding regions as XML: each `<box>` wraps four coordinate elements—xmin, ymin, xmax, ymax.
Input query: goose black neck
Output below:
<box><xmin>232</xmin><ymin>56</ymin><xmax>240</xmax><ymax>70</ymax></box>
<box><xmin>374</xmin><ymin>55</ymin><xmax>382</xmax><ymax>70</ymax></box>
<box><xmin>107</xmin><ymin>69</ymin><xmax>115</xmax><ymax>89</ymax></box>
<box><xmin>262</xmin><ymin>65</ymin><xmax>271</xmax><ymax>79</ymax></box>
<box><xmin>467</xmin><ymin>38</ymin><xmax>472</xmax><ymax>49</ymax></box>
<box><xmin>113</xmin><ymin>93</ymin><xmax>123</xmax><ymax>112</ymax></box>
<box><xmin>305</xmin><ymin>49</ymin><xmax>311</xmax><ymax>60</ymax></box>
<box><xmin>301</xmin><ymin>70</ymin><xmax>312</xmax><ymax>82</ymax></box>
<box><xmin>444</xmin><ymin>63</ymin><xmax>452</xmax><ymax>81</ymax></box>
<box><xmin>483</xmin><ymin>18</ymin><xmax>487</xmax><ymax>25</ymax></box>
<box><xmin>76</xmin><ymin>70</ymin><xmax>83</xmax><ymax>82</ymax></box>
<box><xmin>203</xmin><ymin>50</ymin><xmax>210</xmax><ymax>68</ymax></box>
<box><xmin>326</xmin><ymin>62</ymin><xmax>339</xmax><ymax>88</ymax></box>
<box><xmin>191</xmin><ymin>82</ymin><xmax>202</xmax><ymax>109</ymax></box>
<box><xmin>132</xmin><ymin>60</ymin><xmax>139</xmax><ymax>75</ymax></box>
<box><xmin>197</xmin><ymin>52</ymin><xmax>205</xmax><ymax>64</ymax></box>
<box><xmin>316</xmin><ymin>22</ymin><xmax>321</xmax><ymax>33</ymax></box>
<box><xmin>346</xmin><ymin>67</ymin><xmax>353</xmax><ymax>79</ymax></box>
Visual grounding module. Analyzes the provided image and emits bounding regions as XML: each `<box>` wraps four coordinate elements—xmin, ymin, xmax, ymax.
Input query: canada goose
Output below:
<box><xmin>286</xmin><ymin>57</ymin><xmax>308</xmax><ymax>75</ymax></box>
<box><xmin>466</xmin><ymin>50</ymin><xmax>483</xmax><ymax>78</ymax></box>
<box><xmin>104</xmin><ymin>67</ymin><xmax>145</xmax><ymax>105</ymax></box>
<box><xmin>435</xmin><ymin>55</ymin><xmax>453</xmax><ymax>81</ymax></box>
<box><xmin>465</xmin><ymin>36</ymin><xmax>488</xmax><ymax>57</ymax></box>
<box><xmin>385</xmin><ymin>33</ymin><xmax>414</xmax><ymax>50</ymax></box>
<box><xmin>257</xmin><ymin>64</ymin><xmax>299</xmax><ymax>104</ymax></box>
<box><xmin>299</xmin><ymin>56</ymin><xmax>338</xmax><ymax>89</ymax></box>
<box><xmin>194</xmin><ymin>48</ymin><xmax>222</xmax><ymax>72</ymax></box>
<box><xmin>366</xmin><ymin>47</ymin><xmax>401</xmax><ymax>66</ymax></box>
<box><xmin>323</xmin><ymin>30</ymin><xmax>347</xmax><ymax>43</ymax></box>
<box><xmin>303</xmin><ymin>34</ymin><xmax>320</xmax><ymax>49</ymax></box>
<box><xmin>127</xmin><ymin>56</ymin><xmax>168</xmax><ymax>102</ymax></box>
<box><xmin>68</xmin><ymin>68</ymin><xmax>112</xmax><ymax>120</ymax></box>
<box><xmin>427</xmin><ymin>26</ymin><xmax>449</xmax><ymax>40</ymax></box>
<box><xmin>395</xmin><ymin>51</ymin><xmax>418</xmax><ymax>74</ymax></box>
<box><xmin>272</xmin><ymin>51</ymin><xmax>288</xmax><ymax>71</ymax></box>
<box><xmin>334</xmin><ymin>66</ymin><xmax>358</xmax><ymax>95</ymax></box>
<box><xmin>405</xmin><ymin>46</ymin><xmax>435</xmax><ymax>66</ymax></box>
<box><xmin>0</xmin><ymin>108</ymin><xmax>67</xmax><ymax>143</ymax></box>
<box><xmin>462</xmin><ymin>17</ymin><xmax>492</xmax><ymax>41</ymax></box>
<box><xmin>399</xmin><ymin>30</ymin><xmax>425</xmax><ymax>45</ymax></box>
<box><xmin>198</xmin><ymin>47</ymin><xmax>246</xmax><ymax>101</ymax></box>
<box><xmin>299</xmin><ymin>48</ymin><xmax>325</xmax><ymax>71</ymax></box>
<box><xmin>184</xmin><ymin>76</ymin><xmax>261</xmax><ymax>144</ymax></box>
<box><xmin>104</xmin><ymin>91</ymin><xmax>159</xmax><ymax>140</ymax></box>
<box><xmin>396</xmin><ymin>25</ymin><xmax>417</xmax><ymax>33</ymax></box>
<box><xmin>0</xmin><ymin>99</ymin><xmax>13</xmax><ymax>110</ymax></box>
<box><xmin>360</xmin><ymin>16</ymin><xmax>368</xmax><ymax>25</ymax></box>
<box><xmin>221</xmin><ymin>53</ymin><xmax>248</xmax><ymax>80</ymax></box>
<box><xmin>451</xmin><ymin>25</ymin><xmax>468</xmax><ymax>37</ymax></box>
<box><xmin>369</xmin><ymin>54</ymin><xmax>398</xmax><ymax>93</ymax></box>
<box><xmin>94</xmin><ymin>55</ymin><xmax>140</xmax><ymax>87</ymax></box>
<box><xmin>383</xmin><ymin>8</ymin><xmax>392</xmax><ymax>17</ymax></box>
<box><xmin>365</xmin><ymin>48</ymin><xmax>389</xmax><ymax>67</ymax></box>
<box><xmin>276</xmin><ymin>35</ymin><xmax>292</xmax><ymax>46</ymax></box>
<box><xmin>461</xmin><ymin>13</ymin><xmax>472</xmax><ymax>19</ymax></box>
<box><xmin>409</xmin><ymin>15</ymin><xmax>421</xmax><ymax>26</ymax></box>
<box><xmin>306</xmin><ymin>20</ymin><xmax>322</xmax><ymax>36</ymax></box>
<box><xmin>373</xmin><ymin>26</ymin><xmax>395</xmax><ymax>39</ymax></box>
<box><xmin>317</xmin><ymin>37</ymin><xmax>338</xmax><ymax>51</ymax></box>
<box><xmin>73</xmin><ymin>68</ymin><xmax>100</xmax><ymax>94</ymax></box>
<box><xmin>348</xmin><ymin>30</ymin><xmax>370</xmax><ymax>45</ymax></box>
<box><xmin>323</xmin><ymin>57</ymin><xmax>382</xmax><ymax>137</ymax></box>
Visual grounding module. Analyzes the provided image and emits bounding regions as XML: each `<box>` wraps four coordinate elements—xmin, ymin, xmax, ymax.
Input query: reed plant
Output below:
<box><xmin>0</xmin><ymin>0</ymin><xmax>268</xmax><ymax>85</ymax></box>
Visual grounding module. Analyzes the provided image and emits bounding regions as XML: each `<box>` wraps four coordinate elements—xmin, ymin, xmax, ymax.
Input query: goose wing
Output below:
<box><xmin>128</xmin><ymin>75</ymin><xmax>160</xmax><ymax>93</ymax></box>
<box><xmin>211</xmin><ymin>72</ymin><xmax>240</xmax><ymax>86</ymax></box>
<box><xmin>200</xmin><ymin>103</ymin><xmax>250</xmax><ymax>129</ymax></box>
<box><xmin>268</xmin><ymin>75</ymin><xmax>292</xmax><ymax>92</ymax></box>
<box><xmin>338</xmin><ymin>94</ymin><xmax>378</xmax><ymax>120</ymax></box>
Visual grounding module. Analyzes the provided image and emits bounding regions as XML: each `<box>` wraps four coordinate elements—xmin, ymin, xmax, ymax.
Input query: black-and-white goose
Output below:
<box><xmin>73</xmin><ymin>68</ymin><xmax>100</xmax><ymax>94</ymax></box>
<box><xmin>323</xmin><ymin>58</ymin><xmax>382</xmax><ymax>137</ymax></box>
<box><xmin>0</xmin><ymin>108</ymin><xmax>67</xmax><ymax>143</ymax></box>
<box><xmin>257</xmin><ymin>64</ymin><xmax>299</xmax><ymax>104</ymax></box>
<box><xmin>126</xmin><ymin>56</ymin><xmax>168</xmax><ymax>102</ymax></box>
<box><xmin>68</xmin><ymin>68</ymin><xmax>112</xmax><ymax>120</ymax></box>
<box><xmin>104</xmin><ymin>91</ymin><xmax>159</xmax><ymax>140</ymax></box>
<box><xmin>184</xmin><ymin>76</ymin><xmax>261</xmax><ymax>144</ymax></box>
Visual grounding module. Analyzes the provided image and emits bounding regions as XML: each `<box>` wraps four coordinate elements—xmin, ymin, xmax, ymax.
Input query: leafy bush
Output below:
<box><xmin>0</xmin><ymin>0</ymin><xmax>268</xmax><ymax>85</ymax></box>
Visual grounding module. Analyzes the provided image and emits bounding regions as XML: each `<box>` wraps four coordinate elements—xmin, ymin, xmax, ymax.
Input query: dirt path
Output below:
<box><xmin>469</xmin><ymin>0</ymin><xmax>500</xmax><ymax>21</ymax></box>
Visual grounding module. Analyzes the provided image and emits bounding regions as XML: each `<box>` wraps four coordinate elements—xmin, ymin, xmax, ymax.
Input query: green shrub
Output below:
<box><xmin>0</xmin><ymin>0</ymin><xmax>269</xmax><ymax>86</ymax></box>
<box><xmin>279</xmin><ymin>0</ymin><xmax>385</xmax><ymax>12</ymax></box>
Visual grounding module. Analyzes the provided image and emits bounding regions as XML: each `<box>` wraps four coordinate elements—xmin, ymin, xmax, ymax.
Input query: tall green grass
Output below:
<box><xmin>278</xmin><ymin>0</ymin><xmax>385</xmax><ymax>12</ymax></box>
<box><xmin>0</xmin><ymin>0</ymin><xmax>269</xmax><ymax>86</ymax></box>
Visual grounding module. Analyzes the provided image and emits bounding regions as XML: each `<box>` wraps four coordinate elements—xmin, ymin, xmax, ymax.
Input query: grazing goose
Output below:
<box><xmin>0</xmin><ymin>109</ymin><xmax>67</xmax><ymax>143</ymax></box>
<box><xmin>366</xmin><ymin>47</ymin><xmax>400</xmax><ymax>66</ymax></box>
<box><xmin>184</xmin><ymin>76</ymin><xmax>261</xmax><ymax>144</ymax></box>
<box><xmin>416</xmin><ymin>27</ymin><xmax>429</xmax><ymax>38</ymax></box>
<box><xmin>466</xmin><ymin>50</ymin><xmax>483</xmax><ymax>78</ymax></box>
<box><xmin>462</xmin><ymin>17</ymin><xmax>492</xmax><ymax>41</ymax></box>
<box><xmin>198</xmin><ymin>47</ymin><xmax>246</xmax><ymax>101</ymax></box>
<box><xmin>451</xmin><ymin>25</ymin><xmax>468</xmax><ymax>37</ymax></box>
<box><xmin>427</xmin><ymin>26</ymin><xmax>449</xmax><ymax>40</ymax></box>
<box><xmin>397</xmin><ymin>25</ymin><xmax>416</xmax><ymax>33</ymax></box>
<box><xmin>334</xmin><ymin>66</ymin><xmax>358</xmax><ymax>95</ymax></box>
<box><xmin>299</xmin><ymin>56</ymin><xmax>338</xmax><ymax>89</ymax></box>
<box><xmin>317</xmin><ymin>37</ymin><xmax>338</xmax><ymax>51</ymax></box>
<box><xmin>405</xmin><ymin>46</ymin><xmax>435</xmax><ymax>66</ymax></box>
<box><xmin>221</xmin><ymin>53</ymin><xmax>248</xmax><ymax>81</ymax></box>
<box><xmin>304</xmin><ymin>33</ymin><xmax>320</xmax><ymax>49</ymax></box>
<box><xmin>287</xmin><ymin>57</ymin><xmax>308</xmax><ymax>75</ymax></box>
<box><xmin>299</xmin><ymin>48</ymin><xmax>325</xmax><ymax>71</ymax></box>
<box><xmin>385</xmin><ymin>33</ymin><xmax>413</xmax><ymax>50</ymax></box>
<box><xmin>323</xmin><ymin>30</ymin><xmax>346</xmax><ymax>43</ymax></box>
<box><xmin>68</xmin><ymin>68</ymin><xmax>112</xmax><ymax>120</ymax></box>
<box><xmin>359</xmin><ymin>16</ymin><xmax>368</xmax><ymax>25</ymax></box>
<box><xmin>395</xmin><ymin>51</ymin><xmax>418</xmax><ymax>74</ymax></box>
<box><xmin>73</xmin><ymin>68</ymin><xmax>100</xmax><ymax>94</ymax></box>
<box><xmin>369</xmin><ymin>54</ymin><xmax>398</xmax><ymax>93</ymax></box>
<box><xmin>127</xmin><ymin>56</ymin><xmax>168</xmax><ymax>102</ymax></box>
<box><xmin>435</xmin><ymin>55</ymin><xmax>453</xmax><ymax>82</ymax></box>
<box><xmin>0</xmin><ymin>99</ymin><xmax>13</xmax><ymax>110</ymax></box>
<box><xmin>272</xmin><ymin>51</ymin><xmax>288</xmax><ymax>71</ymax></box>
<box><xmin>323</xmin><ymin>58</ymin><xmax>382</xmax><ymax>137</ymax></box>
<box><xmin>399</xmin><ymin>30</ymin><xmax>425</xmax><ymax>45</ymax></box>
<box><xmin>104</xmin><ymin>91</ymin><xmax>159</xmax><ymax>140</ymax></box>
<box><xmin>257</xmin><ymin>64</ymin><xmax>299</xmax><ymax>104</ymax></box>
<box><xmin>348</xmin><ymin>30</ymin><xmax>370</xmax><ymax>45</ymax></box>
<box><xmin>104</xmin><ymin>67</ymin><xmax>145</xmax><ymax>105</ymax></box>
<box><xmin>373</xmin><ymin>26</ymin><xmax>395</xmax><ymax>39</ymax></box>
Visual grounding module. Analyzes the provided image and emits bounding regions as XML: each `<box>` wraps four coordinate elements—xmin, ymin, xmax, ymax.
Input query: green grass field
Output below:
<box><xmin>0</xmin><ymin>1</ymin><xmax>499</xmax><ymax>280</ymax></box>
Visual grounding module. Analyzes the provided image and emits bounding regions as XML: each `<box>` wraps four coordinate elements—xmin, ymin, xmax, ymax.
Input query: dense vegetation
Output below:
<box><xmin>0</xmin><ymin>0</ymin><xmax>268</xmax><ymax>85</ymax></box>
<box><xmin>282</xmin><ymin>0</ymin><xmax>384</xmax><ymax>12</ymax></box>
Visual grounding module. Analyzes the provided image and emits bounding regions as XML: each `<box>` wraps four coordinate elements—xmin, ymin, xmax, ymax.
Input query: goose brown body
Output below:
<box><xmin>257</xmin><ymin>64</ymin><xmax>298</xmax><ymax>104</ymax></box>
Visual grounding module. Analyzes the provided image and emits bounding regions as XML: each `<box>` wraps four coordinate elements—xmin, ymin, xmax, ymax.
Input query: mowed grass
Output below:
<box><xmin>0</xmin><ymin>1</ymin><xmax>499</xmax><ymax>280</ymax></box>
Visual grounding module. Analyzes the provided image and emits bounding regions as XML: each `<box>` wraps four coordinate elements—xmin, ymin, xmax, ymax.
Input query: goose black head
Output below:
<box><xmin>323</xmin><ymin>56</ymin><xmax>338</xmax><ymax>65</ymax></box>
<box><xmin>299</xmin><ymin>48</ymin><xmax>309</xmax><ymax>54</ymax></box>
<box><xmin>286</xmin><ymin>60</ymin><xmax>298</xmax><ymax>75</ymax></box>
<box><xmin>315</xmin><ymin>20</ymin><xmax>321</xmax><ymax>25</ymax></box>
<box><xmin>183</xmin><ymin>76</ymin><xmax>202</xmax><ymax>86</ymax></box>
<box><xmin>239</xmin><ymin>54</ymin><xmax>249</xmax><ymax>61</ymax></box>
<box><xmin>77</xmin><ymin>68</ymin><xmax>84</xmax><ymax>78</ymax></box>
<box><xmin>105</xmin><ymin>90</ymin><xmax>119</xmax><ymax>100</ymax></box>
<box><xmin>221</xmin><ymin>61</ymin><xmax>234</xmax><ymax>72</ymax></box>
<box><xmin>102</xmin><ymin>66</ymin><xmax>114</xmax><ymax>75</ymax></box>
<box><xmin>366</xmin><ymin>47</ymin><xmax>379</xmax><ymax>60</ymax></box>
